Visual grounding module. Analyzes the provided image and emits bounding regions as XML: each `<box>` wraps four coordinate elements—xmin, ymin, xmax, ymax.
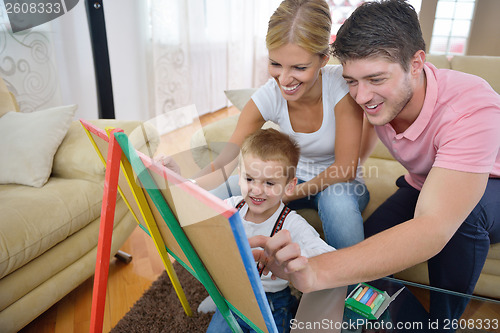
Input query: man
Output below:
<box><xmin>250</xmin><ymin>0</ymin><xmax>500</xmax><ymax>330</ymax></box>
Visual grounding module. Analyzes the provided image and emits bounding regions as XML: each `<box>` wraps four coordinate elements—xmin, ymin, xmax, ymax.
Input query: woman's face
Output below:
<box><xmin>268</xmin><ymin>43</ymin><xmax>327</xmax><ymax>102</ymax></box>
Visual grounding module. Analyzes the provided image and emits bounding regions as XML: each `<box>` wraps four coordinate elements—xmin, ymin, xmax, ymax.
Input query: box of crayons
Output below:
<box><xmin>345</xmin><ymin>282</ymin><xmax>404</xmax><ymax>320</ymax></box>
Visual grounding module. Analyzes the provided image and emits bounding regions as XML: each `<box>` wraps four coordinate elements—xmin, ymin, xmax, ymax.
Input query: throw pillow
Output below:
<box><xmin>0</xmin><ymin>77</ymin><xmax>19</xmax><ymax>117</ymax></box>
<box><xmin>0</xmin><ymin>105</ymin><xmax>77</xmax><ymax>187</ymax></box>
<box><xmin>224</xmin><ymin>88</ymin><xmax>258</xmax><ymax>111</ymax></box>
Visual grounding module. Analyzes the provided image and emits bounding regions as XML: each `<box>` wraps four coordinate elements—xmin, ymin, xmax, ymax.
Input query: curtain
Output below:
<box><xmin>147</xmin><ymin>0</ymin><xmax>281</xmax><ymax>121</ymax></box>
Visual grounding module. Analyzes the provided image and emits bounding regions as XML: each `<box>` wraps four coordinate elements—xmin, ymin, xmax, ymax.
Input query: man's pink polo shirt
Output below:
<box><xmin>375</xmin><ymin>63</ymin><xmax>500</xmax><ymax>190</ymax></box>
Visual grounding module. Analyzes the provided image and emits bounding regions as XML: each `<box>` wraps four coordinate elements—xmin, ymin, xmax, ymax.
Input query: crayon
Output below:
<box><xmin>365</xmin><ymin>291</ymin><xmax>378</xmax><ymax>306</ymax></box>
<box><xmin>355</xmin><ymin>286</ymin><xmax>369</xmax><ymax>301</ymax></box>
<box><xmin>351</xmin><ymin>286</ymin><xmax>363</xmax><ymax>300</ymax></box>
<box><xmin>359</xmin><ymin>288</ymin><xmax>374</xmax><ymax>304</ymax></box>
<box><xmin>370</xmin><ymin>294</ymin><xmax>385</xmax><ymax>313</ymax></box>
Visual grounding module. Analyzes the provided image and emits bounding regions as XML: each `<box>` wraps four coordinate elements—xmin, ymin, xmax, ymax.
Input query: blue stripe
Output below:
<box><xmin>228</xmin><ymin>213</ymin><xmax>278</xmax><ymax>333</ymax></box>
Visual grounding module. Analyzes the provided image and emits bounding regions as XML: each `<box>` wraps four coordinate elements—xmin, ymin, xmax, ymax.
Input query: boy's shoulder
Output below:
<box><xmin>282</xmin><ymin>208</ymin><xmax>310</xmax><ymax>228</ymax></box>
<box><xmin>225</xmin><ymin>195</ymin><xmax>244</xmax><ymax>208</ymax></box>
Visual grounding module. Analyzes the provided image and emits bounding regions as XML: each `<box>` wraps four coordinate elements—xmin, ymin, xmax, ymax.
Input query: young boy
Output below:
<box><xmin>206</xmin><ymin>128</ymin><xmax>335</xmax><ymax>333</ymax></box>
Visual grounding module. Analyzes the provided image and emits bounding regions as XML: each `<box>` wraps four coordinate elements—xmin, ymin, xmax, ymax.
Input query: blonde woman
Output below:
<box><xmin>203</xmin><ymin>0</ymin><xmax>369</xmax><ymax>249</ymax></box>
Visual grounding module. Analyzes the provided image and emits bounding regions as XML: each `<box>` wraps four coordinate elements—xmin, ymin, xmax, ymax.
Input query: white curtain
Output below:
<box><xmin>147</xmin><ymin>0</ymin><xmax>281</xmax><ymax>120</ymax></box>
<box><xmin>1</xmin><ymin>0</ymin><xmax>284</xmax><ymax>122</ymax></box>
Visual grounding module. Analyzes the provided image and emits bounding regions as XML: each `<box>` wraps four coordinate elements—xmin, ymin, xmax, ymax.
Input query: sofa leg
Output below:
<box><xmin>114</xmin><ymin>250</ymin><xmax>133</xmax><ymax>264</ymax></box>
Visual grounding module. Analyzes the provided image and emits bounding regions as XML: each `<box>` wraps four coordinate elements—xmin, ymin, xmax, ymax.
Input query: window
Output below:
<box><xmin>328</xmin><ymin>0</ymin><xmax>364</xmax><ymax>41</ymax></box>
<box><xmin>429</xmin><ymin>0</ymin><xmax>476</xmax><ymax>55</ymax></box>
<box><xmin>328</xmin><ymin>0</ymin><xmax>422</xmax><ymax>42</ymax></box>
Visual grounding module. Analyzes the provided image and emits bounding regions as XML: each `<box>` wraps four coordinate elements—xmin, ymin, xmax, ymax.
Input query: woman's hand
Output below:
<box><xmin>249</xmin><ymin>230</ymin><xmax>317</xmax><ymax>293</ymax></box>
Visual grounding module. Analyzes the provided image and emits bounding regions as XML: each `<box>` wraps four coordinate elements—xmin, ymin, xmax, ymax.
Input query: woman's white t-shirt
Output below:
<box><xmin>252</xmin><ymin>64</ymin><xmax>363</xmax><ymax>182</ymax></box>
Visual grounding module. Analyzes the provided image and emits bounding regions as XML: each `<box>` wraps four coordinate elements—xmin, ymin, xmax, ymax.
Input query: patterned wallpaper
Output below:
<box><xmin>0</xmin><ymin>10</ymin><xmax>62</xmax><ymax>113</ymax></box>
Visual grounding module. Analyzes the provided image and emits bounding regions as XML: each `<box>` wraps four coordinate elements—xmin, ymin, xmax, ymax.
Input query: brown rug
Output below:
<box><xmin>111</xmin><ymin>262</ymin><xmax>212</xmax><ymax>332</ymax></box>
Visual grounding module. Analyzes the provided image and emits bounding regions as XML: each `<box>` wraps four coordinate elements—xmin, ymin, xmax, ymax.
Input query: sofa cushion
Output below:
<box><xmin>0</xmin><ymin>177</ymin><xmax>104</xmax><ymax>279</ymax></box>
<box><xmin>451</xmin><ymin>55</ymin><xmax>500</xmax><ymax>94</ymax></box>
<box><xmin>52</xmin><ymin>119</ymin><xmax>143</xmax><ymax>181</ymax></box>
<box><xmin>0</xmin><ymin>105</ymin><xmax>77</xmax><ymax>187</ymax></box>
<box><xmin>425</xmin><ymin>54</ymin><xmax>451</xmax><ymax>69</ymax></box>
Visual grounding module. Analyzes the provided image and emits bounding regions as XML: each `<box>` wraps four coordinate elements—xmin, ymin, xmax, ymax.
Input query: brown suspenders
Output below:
<box><xmin>236</xmin><ymin>199</ymin><xmax>291</xmax><ymax>276</ymax></box>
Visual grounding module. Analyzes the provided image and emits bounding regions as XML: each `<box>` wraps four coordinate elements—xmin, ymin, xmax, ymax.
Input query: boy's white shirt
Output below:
<box><xmin>225</xmin><ymin>196</ymin><xmax>335</xmax><ymax>293</ymax></box>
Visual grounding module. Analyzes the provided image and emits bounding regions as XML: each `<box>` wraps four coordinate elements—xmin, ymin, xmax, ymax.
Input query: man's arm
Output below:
<box><xmin>251</xmin><ymin>167</ymin><xmax>489</xmax><ymax>292</ymax></box>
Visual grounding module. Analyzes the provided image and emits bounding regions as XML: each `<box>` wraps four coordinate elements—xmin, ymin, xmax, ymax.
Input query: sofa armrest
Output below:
<box><xmin>190</xmin><ymin>114</ymin><xmax>239</xmax><ymax>169</ymax></box>
<box><xmin>52</xmin><ymin>119</ymin><xmax>143</xmax><ymax>181</ymax></box>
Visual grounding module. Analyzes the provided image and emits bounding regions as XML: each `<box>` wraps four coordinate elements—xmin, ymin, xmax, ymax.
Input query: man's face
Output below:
<box><xmin>341</xmin><ymin>57</ymin><xmax>414</xmax><ymax>127</ymax></box>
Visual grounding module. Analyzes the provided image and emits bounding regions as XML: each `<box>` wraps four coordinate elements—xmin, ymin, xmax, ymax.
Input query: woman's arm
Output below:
<box><xmin>286</xmin><ymin>93</ymin><xmax>364</xmax><ymax>201</ymax></box>
<box><xmin>193</xmin><ymin>99</ymin><xmax>266</xmax><ymax>190</ymax></box>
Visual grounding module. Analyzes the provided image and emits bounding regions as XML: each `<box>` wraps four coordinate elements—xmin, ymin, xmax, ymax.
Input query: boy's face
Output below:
<box><xmin>341</xmin><ymin>57</ymin><xmax>415</xmax><ymax>128</ymax></box>
<box><xmin>238</xmin><ymin>153</ymin><xmax>296</xmax><ymax>222</ymax></box>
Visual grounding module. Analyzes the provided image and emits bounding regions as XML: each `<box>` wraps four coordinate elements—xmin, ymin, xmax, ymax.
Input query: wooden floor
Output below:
<box><xmin>20</xmin><ymin>226</ymin><xmax>168</xmax><ymax>333</ymax></box>
<box><xmin>18</xmin><ymin>105</ymin><xmax>500</xmax><ymax>332</ymax></box>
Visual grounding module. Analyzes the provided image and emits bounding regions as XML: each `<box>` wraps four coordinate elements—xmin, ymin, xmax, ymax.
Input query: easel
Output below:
<box><xmin>84</xmin><ymin>120</ymin><xmax>344</xmax><ymax>333</ymax></box>
<box><xmin>83</xmin><ymin>124</ymin><xmax>192</xmax><ymax>333</ymax></box>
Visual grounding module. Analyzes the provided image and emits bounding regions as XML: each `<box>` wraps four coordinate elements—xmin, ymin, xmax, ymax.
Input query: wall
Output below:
<box><xmin>418</xmin><ymin>0</ymin><xmax>500</xmax><ymax>57</ymax></box>
<box><xmin>418</xmin><ymin>0</ymin><xmax>438</xmax><ymax>53</ymax></box>
<box><xmin>467</xmin><ymin>0</ymin><xmax>500</xmax><ymax>56</ymax></box>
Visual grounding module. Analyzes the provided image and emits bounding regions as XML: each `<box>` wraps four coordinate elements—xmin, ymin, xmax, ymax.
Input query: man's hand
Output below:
<box><xmin>249</xmin><ymin>230</ymin><xmax>317</xmax><ymax>293</ymax></box>
<box><xmin>154</xmin><ymin>153</ymin><xmax>181</xmax><ymax>175</ymax></box>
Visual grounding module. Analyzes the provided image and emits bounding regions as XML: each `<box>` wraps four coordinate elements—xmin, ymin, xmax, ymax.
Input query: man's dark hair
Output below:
<box><xmin>331</xmin><ymin>0</ymin><xmax>426</xmax><ymax>71</ymax></box>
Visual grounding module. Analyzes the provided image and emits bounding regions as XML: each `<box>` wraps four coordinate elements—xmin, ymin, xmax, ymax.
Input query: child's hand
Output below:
<box><xmin>154</xmin><ymin>153</ymin><xmax>181</xmax><ymax>174</ymax></box>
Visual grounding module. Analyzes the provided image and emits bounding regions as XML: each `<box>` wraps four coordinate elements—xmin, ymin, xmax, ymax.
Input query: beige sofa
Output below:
<box><xmin>0</xmin><ymin>78</ymin><xmax>143</xmax><ymax>332</ymax></box>
<box><xmin>191</xmin><ymin>55</ymin><xmax>500</xmax><ymax>300</ymax></box>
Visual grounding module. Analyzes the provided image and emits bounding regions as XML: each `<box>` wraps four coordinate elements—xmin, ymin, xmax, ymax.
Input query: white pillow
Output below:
<box><xmin>0</xmin><ymin>105</ymin><xmax>77</xmax><ymax>187</ymax></box>
<box><xmin>224</xmin><ymin>88</ymin><xmax>258</xmax><ymax>111</ymax></box>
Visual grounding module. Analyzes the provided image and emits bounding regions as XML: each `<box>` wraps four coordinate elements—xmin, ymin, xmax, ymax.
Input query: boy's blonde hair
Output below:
<box><xmin>266</xmin><ymin>0</ymin><xmax>332</xmax><ymax>57</ymax></box>
<box><xmin>240</xmin><ymin>128</ymin><xmax>300</xmax><ymax>181</ymax></box>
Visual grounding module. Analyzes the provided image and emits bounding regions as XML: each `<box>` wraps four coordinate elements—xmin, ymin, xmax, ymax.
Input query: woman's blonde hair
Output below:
<box><xmin>266</xmin><ymin>0</ymin><xmax>332</xmax><ymax>56</ymax></box>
